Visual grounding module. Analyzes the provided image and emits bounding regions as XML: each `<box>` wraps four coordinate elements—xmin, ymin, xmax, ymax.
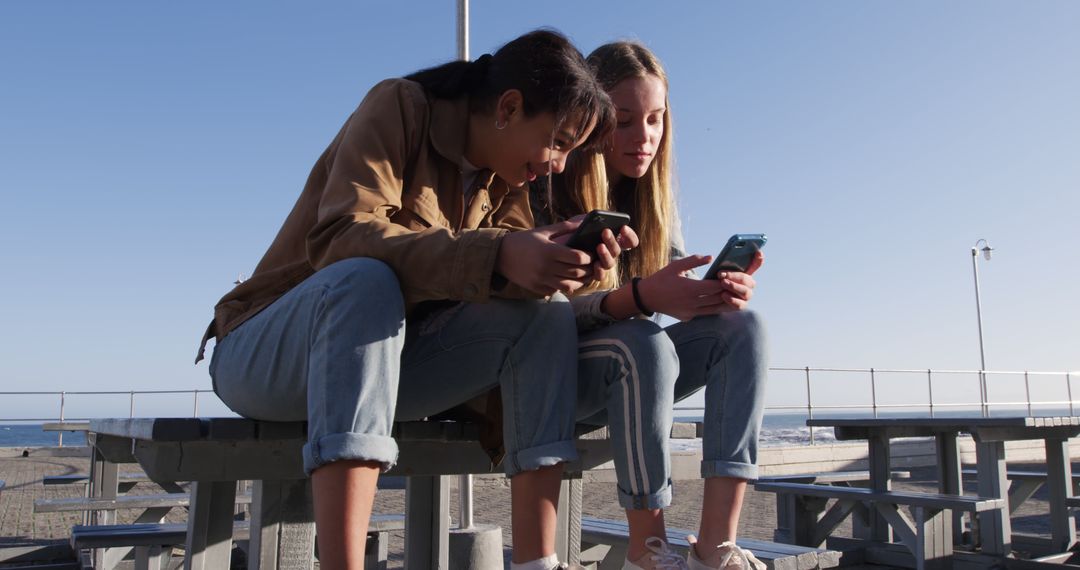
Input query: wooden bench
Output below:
<box><xmin>960</xmin><ymin>468</ymin><xmax>1080</xmax><ymax>513</ymax></box>
<box><xmin>87</xmin><ymin>417</ymin><xmax>658</xmax><ymax>569</ymax></box>
<box><xmin>69</xmin><ymin>514</ymin><xmax>405</xmax><ymax>570</ymax></box>
<box><xmin>71</xmin><ymin>521</ymin><xmax>251</xmax><ymax>570</ymax></box>
<box><xmin>758</xmin><ymin>470</ymin><xmax>911</xmax><ymax>544</ymax></box>
<box><xmin>754</xmin><ymin>481</ymin><xmax>1005</xmax><ymax>570</ymax></box>
<box><xmin>42</xmin><ymin>421</ymin><xmax>91</xmax><ymax>447</ymax></box>
<box><xmin>44</xmin><ymin>472</ymin><xmax>154</xmax><ymax>488</ymax></box>
<box><xmin>35</xmin><ymin>492</ymin><xmax>253</xmax><ymax>514</ymax></box>
<box><xmin>759</xmin><ymin>470</ymin><xmax>911</xmax><ymax>485</ymax></box>
<box><xmin>37</xmin><ymin>487</ymin><xmax>251</xmax><ymax>569</ymax></box>
<box><xmin>580</xmin><ymin>516</ymin><xmax>840</xmax><ymax>570</ymax></box>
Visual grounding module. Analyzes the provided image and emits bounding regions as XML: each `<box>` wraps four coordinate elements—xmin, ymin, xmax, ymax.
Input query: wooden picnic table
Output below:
<box><xmin>807</xmin><ymin>416</ymin><xmax>1080</xmax><ymax>561</ymax></box>
<box><xmin>42</xmin><ymin>421</ymin><xmax>91</xmax><ymax>447</ymax></box>
<box><xmin>85</xmin><ymin>417</ymin><xmax>631</xmax><ymax>570</ymax></box>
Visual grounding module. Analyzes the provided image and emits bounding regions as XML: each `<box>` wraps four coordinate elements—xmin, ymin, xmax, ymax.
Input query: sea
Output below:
<box><xmin>6</xmin><ymin>408</ymin><xmax>1048</xmax><ymax>449</ymax></box>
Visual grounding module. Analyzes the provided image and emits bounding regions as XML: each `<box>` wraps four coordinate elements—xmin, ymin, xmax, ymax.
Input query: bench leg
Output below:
<box><xmin>867</xmin><ymin>434</ymin><xmax>894</xmax><ymax>543</ymax></box>
<box><xmin>914</xmin><ymin>507</ymin><xmax>952</xmax><ymax>570</ymax></box>
<box><xmin>135</xmin><ymin>545</ymin><xmax>170</xmax><ymax>570</ymax></box>
<box><xmin>874</xmin><ymin>503</ymin><xmax>952</xmax><ymax>570</ymax></box>
<box><xmin>935</xmin><ymin>433</ymin><xmax>965</xmax><ymax>545</ymax></box>
<box><xmin>405</xmin><ymin>475</ymin><xmax>449</xmax><ymax>570</ymax></box>
<box><xmin>774</xmin><ymin>492</ymin><xmax>794</xmax><ymax>543</ymax></box>
<box><xmin>810</xmin><ymin>498</ymin><xmax>857</xmax><ymax>548</ymax></box>
<box><xmin>556</xmin><ymin>476</ymin><xmax>583</xmax><ymax>564</ymax></box>
<box><xmin>185</xmin><ymin>480</ymin><xmax>237</xmax><ymax>570</ymax></box>
<box><xmin>364</xmin><ymin>531</ymin><xmax>390</xmax><ymax>570</ymax></box>
<box><xmin>249</xmin><ymin>479</ymin><xmax>315</xmax><ymax>570</ymax></box>
<box><xmin>96</xmin><ymin>459</ymin><xmax>122</xmax><ymax>570</ymax></box>
<box><xmin>597</xmin><ymin>544</ymin><xmax>629</xmax><ymax>570</ymax></box>
<box><xmin>975</xmin><ymin>440</ymin><xmax>1011</xmax><ymax>556</ymax></box>
<box><xmin>1045</xmin><ymin>437</ymin><xmax>1077</xmax><ymax>552</ymax></box>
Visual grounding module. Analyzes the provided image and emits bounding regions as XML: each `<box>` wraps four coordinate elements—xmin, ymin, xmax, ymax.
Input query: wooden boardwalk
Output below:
<box><xmin>0</xmin><ymin>447</ymin><xmax>1067</xmax><ymax>568</ymax></box>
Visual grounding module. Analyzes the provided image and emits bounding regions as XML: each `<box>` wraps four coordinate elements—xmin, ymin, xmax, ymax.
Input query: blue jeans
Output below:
<box><xmin>209</xmin><ymin>258</ymin><xmax>580</xmax><ymax>476</ymax></box>
<box><xmin>669</xmin><ymin>311</ymin><xmax>768</xmax><ymax>480</ymax></box>
<box><xmin>576</xmin><ymin>311</ymin><xmax>768</xmax><ymax>509</ymax></box>
<box><xmin>578</xmin><ymin>319</ymin><xmax>679</xmax><ymax>510</ymax></box>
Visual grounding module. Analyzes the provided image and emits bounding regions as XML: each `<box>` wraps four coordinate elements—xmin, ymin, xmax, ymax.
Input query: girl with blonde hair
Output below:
<box><xmin>533</xmin><ymin>41</ymin><xmax>768</xmax><ymax>570</ymax></box>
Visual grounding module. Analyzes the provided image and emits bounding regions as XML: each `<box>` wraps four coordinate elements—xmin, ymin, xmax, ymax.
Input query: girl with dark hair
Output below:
<box><xmin>534</xmin><ymin>41</ymin><xmax>768</xmax><ymax>570</ymax></box>
<box><xmin>199</xmin><ymin>29</ymin><xmax>626</xmax><ymax>569</ymax></box>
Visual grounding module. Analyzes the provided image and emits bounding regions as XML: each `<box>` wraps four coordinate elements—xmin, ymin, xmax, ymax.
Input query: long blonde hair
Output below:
<box><xmin>587</xmin><ymin>41</ymin><xmax>675</xmax><ymax>285</ymax></box>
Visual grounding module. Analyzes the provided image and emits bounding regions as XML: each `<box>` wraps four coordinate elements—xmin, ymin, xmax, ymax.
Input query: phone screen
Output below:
<box><xmin>565</xmin><ymin>210</ymin><xmax>631</xmax><ymax>259</ymax></box>
<box><xmin>703</xmin><ymin>234</ymin><xmax>767</xmax><ymax>279</ymax></box>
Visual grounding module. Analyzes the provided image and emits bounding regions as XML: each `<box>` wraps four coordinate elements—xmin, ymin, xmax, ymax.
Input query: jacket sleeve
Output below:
<box><xmin>305</xmin><ymin>79</ymin><xmax>507</xmax><ymax>305</ymax></box>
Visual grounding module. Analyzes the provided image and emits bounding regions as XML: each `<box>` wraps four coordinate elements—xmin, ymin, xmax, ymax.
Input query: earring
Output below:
<box><xmin>494</xmin><ymin>118</ymin><xmax>507</xmax><ymax>130</ymax></box>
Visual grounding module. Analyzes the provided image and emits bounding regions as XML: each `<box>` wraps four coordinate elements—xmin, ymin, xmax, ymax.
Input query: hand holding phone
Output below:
<box><xmin>564</xmin><ymin>210</ymin><xmax>632</xmax><ymax>261</ymax></box>
<box><xmin>702</xmin><ymin>234</ymin><xmax>767</xmax><ymax>280</ymax></box>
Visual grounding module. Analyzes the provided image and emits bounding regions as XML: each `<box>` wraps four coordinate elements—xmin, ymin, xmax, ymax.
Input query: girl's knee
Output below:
<box><xmin>319</xmin><ymin>258</ymin><xmax>405</xmax><ymax>321</ymax></box>
<box><xmin>587</xmin><ymin>319</ymin><xmax>679</xmax><ymax>385</ymax></box>
<box><xmin>516</xmin><ymin>292</ymin><xmax>578</xmax><ymax>336</ymax></box>
<box><xmin>718</xmin><ymin>310</ymin><xmax>767</xmax><ymax>350</ymax></box>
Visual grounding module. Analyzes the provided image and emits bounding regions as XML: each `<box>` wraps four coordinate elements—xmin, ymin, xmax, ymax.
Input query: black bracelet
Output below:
<box><xmin>631</xmin><ymin>277</ymin><xmax>655</xmax><ymax>317</ymax></box>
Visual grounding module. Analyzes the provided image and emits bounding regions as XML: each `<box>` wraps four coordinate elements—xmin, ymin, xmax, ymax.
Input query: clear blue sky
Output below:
<box><xmin>1</xmin><ymin>1</ymin><xmax>1077</xmax><ymax>419</ymax></box>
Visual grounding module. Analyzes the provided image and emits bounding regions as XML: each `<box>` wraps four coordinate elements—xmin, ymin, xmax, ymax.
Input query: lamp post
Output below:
<box><xmin>971</xmin><ymin>238</ymin><xmax>993</xmax><ymax>416</ymax></box>
<box><xmin>457</xmin><ymin>0</ymin><xmax>474</xmax><ymax>532</ymax></box>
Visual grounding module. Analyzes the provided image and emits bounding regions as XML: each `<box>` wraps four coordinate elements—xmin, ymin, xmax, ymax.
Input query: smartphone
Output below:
<box><xmin>703</xmin><ymin>234</ymin><xmax>767</xmax><ymax>279</ymax></box>
<box><xmin>564</xmin><ymin>210</ymin><xmax>632</xmax><ymax>259</ymax></box>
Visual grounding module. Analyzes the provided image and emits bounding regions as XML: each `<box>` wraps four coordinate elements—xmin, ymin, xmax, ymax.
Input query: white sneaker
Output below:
<box><xmin>622</xmin><ymin>536</ymin><xmax>690</xmax><ymax>570</ymax></box>
<box><xmin>686</xmin><ymin>536</ymin><xmax>766</xmax><ymax>570</ymax></box>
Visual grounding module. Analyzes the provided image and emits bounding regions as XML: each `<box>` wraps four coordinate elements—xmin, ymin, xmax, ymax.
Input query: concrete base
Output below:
<box><xmin>449</xmin><ymin>524</ymin><xmax>503</xmax><ymax>570</ymax></box>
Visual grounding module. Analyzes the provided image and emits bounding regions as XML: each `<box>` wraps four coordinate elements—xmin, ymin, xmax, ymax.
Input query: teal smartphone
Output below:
<box><xmin>703</xmin><ymin>234</ymin><xmax>767</xmax><ymax>279</ymax></box>
<box><xmin>564</xmin><ymin>210</ymin><xmax>631</xmax><ymax>260</ymax></box>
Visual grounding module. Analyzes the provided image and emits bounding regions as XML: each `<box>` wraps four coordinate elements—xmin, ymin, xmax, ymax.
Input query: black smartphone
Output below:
<box><xmin>702</xmin><ymin>234</ymin><xmax>767</xmax><ymax>279</ymax></box>
<box><xmin>564</xmin><ymin>210</ymin><xmax>632</xmax><ymax>260</ymax></box>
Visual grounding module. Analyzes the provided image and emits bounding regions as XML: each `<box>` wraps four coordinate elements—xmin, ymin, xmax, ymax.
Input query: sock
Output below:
<box><xmin>510</xmin><ymin>553</ymin><xmax>560</xmax><ymax>570</ymax></box>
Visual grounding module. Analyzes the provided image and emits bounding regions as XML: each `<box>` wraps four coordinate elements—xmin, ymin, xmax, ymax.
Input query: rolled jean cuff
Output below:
<box><xmin>303</xmin><ymin>432</ymin><xmax>399</xmax><ymax>476</ymax></box>
<box><xmin>701</xmin><ymin>459</ymin><xmax>758</xmax><ymax>481</ymax></box>
<box><xmin>504</xmin><ymin>439</ymin><xmax>578</xmax><ymax>477</ymax></box>
<box><xmin>618</xmin><ymin>479</ymin><xmax>673</xmax><ymax>511</ymax></box>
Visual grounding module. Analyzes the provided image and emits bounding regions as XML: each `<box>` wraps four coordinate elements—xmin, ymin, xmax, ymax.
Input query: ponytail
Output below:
<box><xmin>405</xmin><ymin>30</ymin><xmax>613</xmax><ymax>152</ymax></box>
<box><xmin>405</xmin><ymin>53</ymin><xmax>492</xmax><ymax>99</ymax></box>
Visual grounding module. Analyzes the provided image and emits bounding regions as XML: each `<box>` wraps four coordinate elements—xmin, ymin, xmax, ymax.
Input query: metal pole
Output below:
<box><xmin>454</xmin><ymin>1</ymin><xmax>475</xmax><ymax>529</ymax></box>
<box><xmin>459</xmin><ymin>474</ymin><xmax>474</xmax><ymax>529</ymax></box>
<box><xmin>927</xmin><ymin>369</ymin><xmax>935</xmax><ymax>418</ymax></box>
<box><xmin>58</xmin><ymin>391</ymin><xmax>66</xmax><ymax>447</ymax></box>
<box><xmin>1024</xmin><ymin>371</ymin><xmax>1032</xmax><ymax>416</ymax></box>
<box><xmin>1068</xmin><ymin>373</ymin><xmax>1075</xmax><ymax>416</ymax></box>
<box><xmin>870</xmin><ymin>368</ymin><xmax>878</xmax><ymax>418</ymax></box>
<box><xmin>805</xmin><ymin>367</ymin><xmax>814</xmax><ymax>445</ymax></box>
<box><xmin>972</xmin><ymin>247</ymin><xmax>989</xmax><ymax>417</ymax></box>
<box><xmin>192</xmin><ymin>391</ymin><xmax>200</xmax><ymax>417</ymax></box>
<box><xmin>456</xmin><ymin>0</ymin><xmax>469</xmax><ymax>61</ymax></box>
<box><xmin>129</xmin><ymin>391</ymin><xmax>135</xmax><ymax>418</ymax></box>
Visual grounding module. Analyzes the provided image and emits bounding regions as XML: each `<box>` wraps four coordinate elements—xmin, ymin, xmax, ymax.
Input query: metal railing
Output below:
<box><xmin>1</xmin><ymin>367</ymin><xmax>1077</xmax><ymax>447</ymax></box>
<box><xmin>0</xmin><ymin>389</ymin><xmax>213</xmax><ymax>446</ymax></box>
<box><xmin>673</xmin><ymin>367</ymin><xmax>1078</xmax><ymax>444</ymax></box>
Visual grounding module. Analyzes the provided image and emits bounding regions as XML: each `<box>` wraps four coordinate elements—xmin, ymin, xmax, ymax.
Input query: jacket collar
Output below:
<box><xmin>428</xmin><ymin>92</ymin><xmax>500</xmax><ymax>191</ymax></box>
<box><xmin>428</xmin><ymin>93</ymin><xmax>471</xmax><ymax>167</ymax></box>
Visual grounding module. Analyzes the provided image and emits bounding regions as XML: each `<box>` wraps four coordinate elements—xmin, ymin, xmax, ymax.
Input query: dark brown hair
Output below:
<box><xmin>406</xmin><ymin>29</ymin><xmax>614</xmax><ymax>151</ymax></box>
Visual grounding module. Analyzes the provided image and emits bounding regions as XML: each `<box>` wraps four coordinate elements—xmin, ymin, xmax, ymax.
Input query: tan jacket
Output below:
<box><xmin>197</xmin><ymin>78</ymin><xmax>534</xmax><ymax>361</ymax></box>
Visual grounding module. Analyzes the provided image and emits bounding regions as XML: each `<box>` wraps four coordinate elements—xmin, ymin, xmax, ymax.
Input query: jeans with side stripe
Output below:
<box><xmin>576</xmin><ymin>311</ymin><xmax>768</xmax><ymax>510</ymax></box>
<box><xmin>577</xmin><ymin>319</ymin><xmax>679</xmax><ymax>510</ymax></box>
